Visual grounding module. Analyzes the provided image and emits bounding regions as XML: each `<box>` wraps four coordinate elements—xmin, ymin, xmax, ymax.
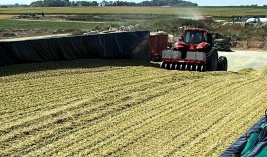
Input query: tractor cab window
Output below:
<box><xmin>184</xmin><ymin>31</ymin><xmax>203</xmax><ymax>44</ymax></box>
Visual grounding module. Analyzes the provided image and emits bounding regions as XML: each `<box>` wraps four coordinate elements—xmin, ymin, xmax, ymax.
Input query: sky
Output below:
<box><xmin>0</xmin><ymin>0</ymin><xmax>266</xmax><ymax>6</ymax></box>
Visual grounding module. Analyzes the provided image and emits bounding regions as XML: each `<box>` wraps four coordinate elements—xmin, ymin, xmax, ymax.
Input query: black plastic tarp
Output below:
<box><xmin>0</xmin><ymin>31</ymin><xmax>149</xmax><ymax>66</ymax></box>
<box><xmin>221</xmin><ymin>117</ymin><xmax>265</xmax><ymax>157</ymax></box>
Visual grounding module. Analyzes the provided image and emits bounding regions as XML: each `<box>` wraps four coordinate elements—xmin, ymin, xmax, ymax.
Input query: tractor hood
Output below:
<box><xmin>174</xmin><ymin>41</ymin><xmax>210</xmax><ymax>51</ymax></box>
<box><xmin>196</xmin><ymin>42</ymin><xmax>210</xmax><ymax>50</ymax></box>
<box><xmin>174</xmin><ymin>41</ymin><xmax>188</xmax><ymax>49</ymax></box>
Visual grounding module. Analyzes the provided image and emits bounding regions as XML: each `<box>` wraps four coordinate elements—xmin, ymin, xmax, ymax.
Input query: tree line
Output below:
<box><xmin>30</xmin><ymin>0</ymin><xmax>198</xmax><ymax>7</ymax></box>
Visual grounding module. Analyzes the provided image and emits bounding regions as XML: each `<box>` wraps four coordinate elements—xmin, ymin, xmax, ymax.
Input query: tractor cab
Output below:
<box><xmin>174</xmin><ymin>28</ymin><xmax>213</xmax><ymax>52</ymax></box>
<box><xmin>181</xmin><ymin>29</ymin><xmax>209</xmax><ymax>44</ymax></box>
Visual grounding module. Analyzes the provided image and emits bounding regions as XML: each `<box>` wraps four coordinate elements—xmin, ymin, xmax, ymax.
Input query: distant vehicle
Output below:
<box><xmin>245</xmin><ymin>18</ymin><xmax>267</xmax><ymax>25</ymax></box>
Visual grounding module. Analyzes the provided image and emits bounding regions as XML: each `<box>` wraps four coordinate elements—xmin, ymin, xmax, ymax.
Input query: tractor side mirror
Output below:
<box><xmin>180</xmin><ymin>33</ymin><xmax>184</xmax><ymax>41</ymax></box>
<box><xmin>204</xmin><ymin>32</ymin><xmax>208</xmax><ymax>42</ymax></box>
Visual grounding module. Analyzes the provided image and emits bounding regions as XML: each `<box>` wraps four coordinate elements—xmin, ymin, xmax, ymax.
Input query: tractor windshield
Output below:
<box><xmin>184</xmin><ymin>31</ymin><xmax>204</xmax><ymax>44</ymax></box>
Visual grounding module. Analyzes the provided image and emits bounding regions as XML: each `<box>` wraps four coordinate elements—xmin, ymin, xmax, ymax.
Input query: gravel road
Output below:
<box><xmin>219</xmin><ymin>49</ymin><xmax>267</xmax><ymax>72</ymax></box>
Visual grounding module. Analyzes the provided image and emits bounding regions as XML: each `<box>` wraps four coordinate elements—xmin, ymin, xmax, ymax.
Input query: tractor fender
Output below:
<box><xmin>174</xmin><ymin>41</ymin><xmax>188</xmax><ymax>50</ymax></box>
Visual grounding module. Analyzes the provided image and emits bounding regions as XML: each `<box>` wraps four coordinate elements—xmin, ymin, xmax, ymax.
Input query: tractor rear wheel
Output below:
<box><xmin>206</xmin><ymin>50</ymin><xmax>218</xmax><ymax>71</ymax></box>
<box><xmin>217</xmin><ymin>56</ymin><xmax>228</xmax><ymax>71</ymax></box>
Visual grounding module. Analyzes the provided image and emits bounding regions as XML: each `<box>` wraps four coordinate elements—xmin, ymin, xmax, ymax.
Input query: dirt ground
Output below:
<box><xmin>219</xmin><ymin>49</ymin><xmax>267</xmax><ymax>71</ymax></box>
<box><xmin>0</xmin><ymin>33</ymin><xmax>72</xmax><ymax>42</ymax></box>
<box><xmin>0</xmin><ymin>28</ymin><xmax>79</xmax><ymax>40</ymax></box>
<box><xmin>0</xmin><ymin>15</ymin><xmax>14</xmax><ymax>20</ymax></box>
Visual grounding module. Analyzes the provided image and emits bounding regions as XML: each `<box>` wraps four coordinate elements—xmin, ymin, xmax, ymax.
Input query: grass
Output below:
<box><xmin>1</xmin><ymin>59</ymin><xmax>267</xmax><ymax>156</ymax></box>
<box><xmin>0</xmin><ymin>7</ymin><xmax>267</xmax><ymax>17</ymax></box>
<box><xmin>65</xmin><ymin>14</ymin><xmax>176</xmax><ymax>22</ymax></box>
<box><xmin>0</xmin><ymin>19</ymin><xmax>115</xmax><ymax>30</ymax></box>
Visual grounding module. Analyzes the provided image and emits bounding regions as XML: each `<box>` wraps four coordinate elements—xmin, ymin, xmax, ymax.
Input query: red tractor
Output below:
<box><xmin>160</xmin><ymin>28</ymin><xmax>228</xmax><ymax>72</ymax></box>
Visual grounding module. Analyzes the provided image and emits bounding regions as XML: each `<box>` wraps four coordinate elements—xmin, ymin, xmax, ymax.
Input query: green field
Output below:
<box><xmin>0</xmin><ymin>6</ymin><xmax>267</xmax><ymax>17</ymax></box>
<box><xmin>0</xmin><ymin>19</ymin><xmax>102</xmax><ymax>30</ymax></box>
<box><xmin>0</xmin><ymin>6</ymin><xmax>266</xmax><ymax>42</ymax></box>
<box><xmin>1</xmin><ymin>60</ymin><xmax>267</xmax><ymax>156</ymax></box>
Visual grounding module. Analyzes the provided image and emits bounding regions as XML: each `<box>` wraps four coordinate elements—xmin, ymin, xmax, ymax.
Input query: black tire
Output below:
<box><xmin>169</xmin><ymin>64</ymin><xmax>173</xmax><ymax>70</ymax></box>
<box><xmin>206</xmin><ymin>50</ymin><xmax>218</xmax><ymax>71</ymax></box>
<box><xmin>217</xmin><ymin>56</ymin><xmax>228</xmax><ymax>71</ymax></box>
<box><xmin>165</xmin><ymin>63</ymin><xmax>170</xmax><ymax>70</ymax></box>
<box><xmin>223</xmin><ymin>57</ymin><xmax>228</xmax><ymax>71</ymax></box>
<box><xmin>160</xmin><ymin>62</ymin><xmax>165</xmax><ymax>68</ymax></box>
